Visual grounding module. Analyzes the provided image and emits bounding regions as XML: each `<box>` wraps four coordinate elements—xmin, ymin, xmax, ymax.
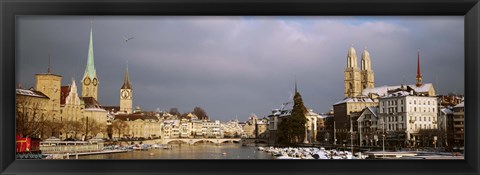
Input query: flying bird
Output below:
<box><xmin>123</xmin><ymin>35</ymin><xmax>134</xmax><ymax>42</ymax></box>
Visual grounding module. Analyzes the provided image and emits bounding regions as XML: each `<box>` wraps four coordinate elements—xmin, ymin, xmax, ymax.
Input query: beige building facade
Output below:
<box><xmin>35</xmin><ymin>73</ymin><xmax>62</xmax><ymax>122</ymax></box>
<box><xmin>452</xmin><ymin>101</ymin><xmax>464</xmax><ymax>147</ymax></box>
<box><xmin>344</xmin><ymin>47</ymin><xmax>374</xmax><ymax>98</ymax></box>
<box><xmin>16</xmin><ymin>89</ymin><xmax>50</xmax><ymax>138</ymax></box>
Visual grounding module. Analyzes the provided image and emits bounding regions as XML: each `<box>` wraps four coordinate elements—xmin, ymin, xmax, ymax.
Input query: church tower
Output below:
<box><xmin>344</xmin><ymin>47</ymin><xmax>362</xmax><ymax>97</ymax></box>
<box><xmin>35</xmin><ymin>56</ymin><xmax>62</xmax><ymax>121</ymax></box>
<box><xmin>120</xmin><ymin>66</ymin><xmax>133</xmax><ymax>114</ymax></box>
<box><xmin>416</xmin><ymin>50</ymin><xmax>423</xmax><ymax>87</ymax></box>
<box><xmin>82</xmin><ymin>20</ymin><xmax>99</xmax><ymax>100</ymax></box>
<box><xmin>361</xmin><ymin>48</ymin><xmax>375</xmax><ymax>89</ymax></box>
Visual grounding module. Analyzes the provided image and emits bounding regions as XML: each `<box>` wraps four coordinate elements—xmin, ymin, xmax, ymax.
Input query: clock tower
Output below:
<box><xmin>82</xmin><ymin>20</ymin><xmax>99</xmax><ymax>100</ymax></box>
<box><xmin>120</xmin><ymin>66</ymin><xmax>133</xmax><ymax>114</ymax></box>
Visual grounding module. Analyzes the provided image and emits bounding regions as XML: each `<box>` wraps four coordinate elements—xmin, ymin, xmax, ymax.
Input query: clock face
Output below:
<box><xmin>121</xmin><ymin>90</ymin><xmax>130</xmax><ymax>99</ymax></box>
<box><xmin>84</xmin><ymin>77</ymin><xmax>91</xmax><ymax>85</ymax></box>
<box><xmin>93</xmin><ymin>78</ymin><xmax>98</xmax><ymax>86</ymax></box>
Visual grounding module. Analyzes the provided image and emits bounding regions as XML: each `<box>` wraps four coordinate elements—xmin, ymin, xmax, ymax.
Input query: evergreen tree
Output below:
<box><xmin>278</xmin><ymin>91</ymin><xmax>307</xmax><ymax>145</ymax></box>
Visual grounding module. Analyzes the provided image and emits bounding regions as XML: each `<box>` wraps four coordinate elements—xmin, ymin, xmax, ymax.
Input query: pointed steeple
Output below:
<box><xmin>121</xmin><ymin>65</ymin><xmax>132</xmax><ymax>89</ymax></box>
<box><xmin>347</xmin><ymin>46</ymin><xmax>357</xmax><ymax>68</ymax></box>
<box><xmin>83</xmin><ymin>20</ymin><xmax>97</xmax><ymax>79</ymax></box>
<box><xmin>295</xmin><ymin>79</ymin><xmax>298</xmax><ymax>93</ymax></box>
<box><xmin>361</xmin><ymin>47</ymin><xmax>371</xmax><ymax>70</ymax></box>
<box><xmin>71</xmin><ymin>77</ymin><xmax>77</xmax><ymax>91</ymax></box>
<box><xmin>48</xmin><ymin>54</ymin><xmax>51</xmax><ymax>74</ymax></box>
<box><xmin>416</xmin><ymin>49</ymin><xmax>423</xmax><ymax>87</ymax></box>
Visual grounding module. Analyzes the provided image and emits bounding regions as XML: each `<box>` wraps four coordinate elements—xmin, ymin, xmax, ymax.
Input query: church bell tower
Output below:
<box><xmin>82</xmin><ymin>20</ymin><xmax>99</xmax><ymax>100</ymax></box>
<box><xmin>344</xmin><ymin>46</ymin><xmax>362</xmax><ymax>97</ymax></box>
<box><xmin>120</xmin><ymin>66</ymin><xmax>133</xmax><ymax>114</ymax></box>
<box><xmin>361</xmin><ymin>48</ymin><xmax>375</xmax><ymax>90</ymax></box>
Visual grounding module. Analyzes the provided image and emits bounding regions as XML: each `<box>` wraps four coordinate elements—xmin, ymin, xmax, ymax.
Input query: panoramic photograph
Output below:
<box><xmin>15</xmin><ymin>16</ymin><xmax>464</xmax><ymax>160</ymax></box>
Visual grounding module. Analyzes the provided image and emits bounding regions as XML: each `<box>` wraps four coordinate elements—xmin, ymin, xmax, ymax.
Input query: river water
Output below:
<box><xmin>78</xmin><ymin>143</ymin><xmax>274</xmax><ymax>159</ymax></box>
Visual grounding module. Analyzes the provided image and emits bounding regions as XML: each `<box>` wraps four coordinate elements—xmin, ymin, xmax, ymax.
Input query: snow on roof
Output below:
<box><xmin>362</xmin><ymin>83</ymin><xmax>433</xmax><ymax>97</ymax></box>
<box><xmin>365</xmin><ymin>107</ymin><xmax>379</xmax><ymax>117</ymax></box>
<box><xmin>454</xmin><ymin>101</ymin><xmax>464</xmax><ymax>108</ymax></box>
<box><xmin>440</xmin><ymin>108</ymin><xmax>453</xmax><ymax>115</ymax></box>
<box><xmin>83</xmin><ymin>108</ymin><xmax>107</xmax><ymax>112</ymax></box>
<box><xmin>16</xmin><ymin>89</ymin><xmax>49</xmax><ymax>98</ymax></box>
<box><xmin>317</xmin><ymin>113</ymin><xmax>333</xmax><ymax>119</ymax></box>
<box><xmin>257</xmin><ymin>120</ymin><xmax>268</xmax><ymax>124</ymax></box>
<box><xmin>357</xmin><ymin>107</ymin><xmax>379</xmax><ymax>121</ymax></box>
<box><xmin>380</xmin><ymin>90</ymin><xmax>411</xmax><ymax>98</ymax></box>
<box><xmin>334</xmin><ymin>96</ymin><xmax>375</xmax><ymax>105</ymax></box>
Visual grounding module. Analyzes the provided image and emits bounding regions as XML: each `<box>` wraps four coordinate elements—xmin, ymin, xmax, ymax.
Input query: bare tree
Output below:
<box><xmin>193</xmin><ymin>106</ymin><xmax>209</xmax><ymax>120</ymax></box>
<box><xmin>169</xmin><ymin>108</ymin><xmax>181</xmax><ymax>117</ymax></box>
<box><xmin>15</xmin><ymin>98</ymin><xmax>47</xmax><ymax>138</ymax></box>
<box><xmin>79</xmin><ymin>117</ymin><xmax>105</xmax><ymax>138</ymax></box>
<box><xmin>112</xmin><ymin>120</ymin><xmax>130</xmax><ymax>138</ymax></box>
<box><xmin>62</xmin><ymin>120</ymin><xmax>83</xmax><ymax>140</ymax></box>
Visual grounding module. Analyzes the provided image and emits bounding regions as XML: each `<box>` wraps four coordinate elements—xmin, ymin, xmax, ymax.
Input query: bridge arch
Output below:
<box><xmin>192</xmin><ymin>139</ymin><xmax>216</xmax><ymax>144</ymax></box>
<box><xmin>165</xmin><ymin>139</ymin><xmax>189</xmax><ymax>144</ymax></box>
<box><xmin>163</xmin><ymin>138</ymin><xmax>242</xmax><ymax>145</ymax></box>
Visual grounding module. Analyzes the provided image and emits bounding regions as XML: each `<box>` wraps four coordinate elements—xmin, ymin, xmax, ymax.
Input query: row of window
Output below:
<box><xmin>412</xmin><ymin>116</ymin><xmax>436</xmax><ymax>122</ymax></box>
<box><xmin>387</xmin><ymin>123</ymin><xmax>404</xmax><ymax>130</ymax></box>
<box><xmin>412</xmin><ymin>124</ymin><xmax>436</xmax><ymax>130</ymax></box>
<box><xmin>410</xmin><ymin>107</ymin><xmax>436</xmax><ymax>113</ymax></box>
<box><xmin>384</xmin><ymin>100</ymin><xmax>403</xmax><ymax>106</ymax></box>
<box><xmin>381</xmin><ymin>99</ymin><xmax>436</xmax><ymax>108</ymax></box>
<box><xmin>409</xmin><ymin>99</ymin><xmax>436</xmax><ymax>106</ymax></box>
<box><xmin>380</xmin><ymin>106</ymin><xmax>436</xmax><ymax>113</ymax></box>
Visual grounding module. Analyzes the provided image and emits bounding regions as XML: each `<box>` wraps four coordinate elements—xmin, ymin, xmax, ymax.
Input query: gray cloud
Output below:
<box><xmin>17</xmin><ymin>16</ymin><xmax>464</xmax><ymax>121</ymax></box>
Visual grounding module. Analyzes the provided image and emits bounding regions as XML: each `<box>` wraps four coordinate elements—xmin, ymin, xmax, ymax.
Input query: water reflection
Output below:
<box><xmin>78</xmin><ymin>143</ymin><xmax>273</xmax><ymax>159</ymax></box>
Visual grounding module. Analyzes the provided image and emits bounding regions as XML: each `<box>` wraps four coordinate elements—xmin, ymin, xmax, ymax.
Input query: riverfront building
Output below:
<box><xmin>377</xmin><ymin>86</ymin><xmax>438</xmax><ymax>147</ymax></box>
<box><xmin>243</xmin><ymin>115</ymin><xmax>269</xmax><ymax>139</ymax></box>
<box><xmin>267</xmin><ymin>99</ymin><xmax>319</xmax><ymax>144</ymax></box>
<box><xmin>452</xmin><ymin>101</ymin><xmax>465</xmax><ymax>147</ymax></box>
<box><xmin>16</xmin><ymin>22</ymin><xmax>109</xmax><ymax>140</ymax></box>
<box><xmin>357</xmin><ymin>107</ymin><xmax>380</xmax><ymax>146</ymax></box>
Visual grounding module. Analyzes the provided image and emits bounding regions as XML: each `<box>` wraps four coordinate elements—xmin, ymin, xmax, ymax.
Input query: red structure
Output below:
<box><xmin>16</xmin><ymin>135</ymin><xmax>42</xmax><ymax>159</ymax></box>
<box><xmin>416</xmin><ymin>50</ymin><xmax>423</xmax><ymax>87</ymax></box>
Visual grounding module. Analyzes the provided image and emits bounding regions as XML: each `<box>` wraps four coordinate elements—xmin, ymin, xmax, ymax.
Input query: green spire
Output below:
<box><xmin>121</xmin><ymin>64</ymin><xmax>132</xmax><ymax>89</ymax></box>
<box><xmin>84</xmin><ymin>20</ymin><xmax>96</xmax><ymax>79</ymax></box>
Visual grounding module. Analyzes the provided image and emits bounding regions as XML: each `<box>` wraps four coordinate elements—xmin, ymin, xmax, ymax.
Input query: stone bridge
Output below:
<box><xmin>162</xmin><ymin>138</ymin><xmax>242</xmax><ymax>145</ymax></box>
<box><xmin>241</xmin><ymin>138</ymin><xmax>269</xmax><ymax>144</ymax></box>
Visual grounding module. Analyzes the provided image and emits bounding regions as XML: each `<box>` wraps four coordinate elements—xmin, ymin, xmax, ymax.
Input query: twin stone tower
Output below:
<box><xmin>344</xmin><ymin>47</ymin><xmax>375</xmax><ymax>98</ymax></box>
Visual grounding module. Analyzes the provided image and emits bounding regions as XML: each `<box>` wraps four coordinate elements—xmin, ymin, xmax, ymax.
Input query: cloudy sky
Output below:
<box><xmin>16</xmin><ymin>16</ymin><xmax>464</xmax><ymax>121</ymax></box>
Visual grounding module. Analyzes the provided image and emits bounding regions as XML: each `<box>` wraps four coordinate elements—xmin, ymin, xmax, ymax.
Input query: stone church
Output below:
<box><xmin>344</xmin><ymin>47</ymin><xmax>375</xmax><ymax>98</ymax></box>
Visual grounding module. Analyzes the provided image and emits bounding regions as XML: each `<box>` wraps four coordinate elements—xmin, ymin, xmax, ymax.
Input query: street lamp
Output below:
<box><xmin>382</xmin><ymin>116</ymin><xmax>386</xmax><ymax>158</ymax></box>
<box><xmin>333</xmin><ymin>121</ymin><xmax>337</xmax><ymax>146</ymax></box>
<box><xmin>350</xmin><ymin>117</ymin><xmax>353</xmax><ymax>155</ymax></box>
<box><xmin>359</xmin><ymin>120</ymin><xmax>363</xmax><ymax>147</ymax></box>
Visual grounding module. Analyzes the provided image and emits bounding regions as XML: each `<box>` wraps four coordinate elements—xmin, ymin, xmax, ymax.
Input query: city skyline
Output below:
<box><xmin>17</xmin><ymin>16</ymin><xmax>464</xmax><ymax>121</ymax></box>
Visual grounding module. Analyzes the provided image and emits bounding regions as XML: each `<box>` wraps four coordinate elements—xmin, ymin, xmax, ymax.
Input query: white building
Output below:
<box><xmin>191</xmin><ymin>119</ymin><xmax>204</xmax><ymax>138</ymax></box>
<box><xmin>202</xmin><ymin>120</ymin><xmax>223</xmax><ymax>138</ymax></box>
<box><xmin>305</xmin><ymin>109</ymin><xmax>319</xmax><ymax>143</ymax></box>
<box><xmin>222</xmin><ymin>120</ymin><xmax>244</xmax><ymax>138</ymax></box>
<box><xmin>267</xmin><ymin>100</ymin><xmax>319</xmax><ymax>144</ymax></box>
<box><xmin>362</xmin><ymin>83</ymin><xmax>436</xmax><ymax>98</ymax></box>
<box><xmin>162</xmin><ymin>120</ymin><xmax>180</xmax><ymax>139</ymax></box>
<box><xmin>180</xmin><ymin>119</ymin><xmax>192</xmax><ymax>138</ymax></box>
<box><xmin>378</xmin><ymin>86</ymin><xmax>438</xmax><ymax>146</ymax></box>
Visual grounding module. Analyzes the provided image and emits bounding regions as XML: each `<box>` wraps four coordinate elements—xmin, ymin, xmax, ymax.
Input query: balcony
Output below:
<box><xmin>453</xmin><ymin>124</ymin><xmax>464</xmax><ymax>128</ymax></box>
<box><xmin>409</xmin><ymin>120</ymin><xmax>415</xmax><ymax>124</ymax></box>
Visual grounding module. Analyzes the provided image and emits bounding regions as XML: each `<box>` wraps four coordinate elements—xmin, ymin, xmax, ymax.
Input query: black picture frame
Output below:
<box><xmin>1</xmin><ymin>0</ymin><xmax>479</xmax><ymax>175</ymax></box>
